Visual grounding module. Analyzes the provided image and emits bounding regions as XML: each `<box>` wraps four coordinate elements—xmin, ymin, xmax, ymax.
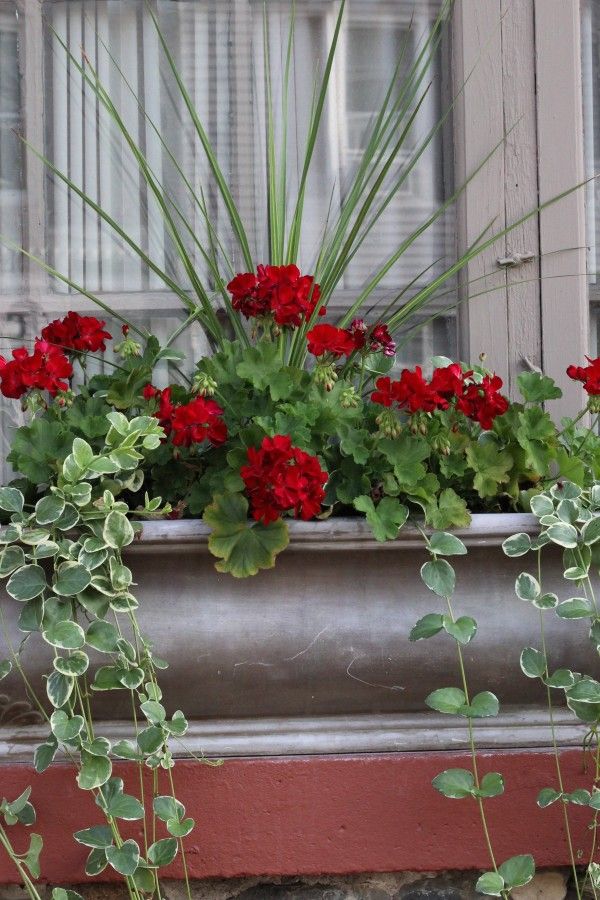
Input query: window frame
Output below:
<box><xmin>9</xmin><ymin>0</ymin><xmax>593</xmax><ymax>416</ymax></box>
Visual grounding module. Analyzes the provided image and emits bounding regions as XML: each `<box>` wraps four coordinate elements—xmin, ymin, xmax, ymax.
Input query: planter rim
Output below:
<box><xmin>132</xmin><ymin>512</ymin><xmax>539</xmax><ymax>552</ymax></box>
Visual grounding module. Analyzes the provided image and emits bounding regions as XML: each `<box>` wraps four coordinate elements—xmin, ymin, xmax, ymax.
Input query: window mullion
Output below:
<box><xmin>16</xmin><ymin>0</ymin><xmax>46</xmax><ymax>314</ymax></box>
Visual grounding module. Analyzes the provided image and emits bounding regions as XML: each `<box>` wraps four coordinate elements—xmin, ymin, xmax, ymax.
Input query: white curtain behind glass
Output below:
<box><xmin>47</xmin><ymin>0</ymin><xmax>452</xmax><ymax>302</ymax></box>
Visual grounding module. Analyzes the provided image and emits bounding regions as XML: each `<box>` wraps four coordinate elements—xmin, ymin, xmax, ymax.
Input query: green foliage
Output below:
<box><xmin>203</xmin><ymin>492</ymin><xmax>289</xmax><ymax>577</ymax></box>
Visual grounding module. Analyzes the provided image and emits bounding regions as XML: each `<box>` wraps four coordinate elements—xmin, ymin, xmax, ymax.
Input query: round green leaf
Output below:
<box><xmin>0</xmin><ymin>486</ymin><xmax>23</xmax><ymax>513</ymax></box>
<box><xmin>167</xmin><ymin>817</ymin><xmax>194</xmax><ymax>837</ymax></box>
<box><xmin>86</xmin><ymin>620</ymin><xmax>119</xmax><ymax>653</ymax></box>
<box><xmin>35</xmin><ymin>494</ymin><xmax>66</xmax><ymax>526</ymax></box>
<box><xmin>0</xmin><ymin>659</ymin><xmax>12</xmax><ymax>681</ymax></box>
<box><xmin>73</xmin><ymin>825</ymin><xmax>113</xmax><ymax>849</ymax></box>
<box><xmin>547</xmin><ymin>523</ymin><xmax>578</xmax><ymax>548</ymax></box>
<box><xmin>428</xmin><ymin>532</ymin><xmax>467</xmax><ymax>556</ymax></box>
<box><xmin>50</xmin><ymin>710</ymin><xmax>85</xmax><ymax>742</ymax></box>
<box><xmin>53</xmin><ymin>563</ymin><xmax>91</xmax><ymax>597</ymax></box>
<box><xmin>85</xmin><ymin>848</ymin><xmax>108</xmax><ymax>876</ymax></box>
<box><xmin>533</xmin><ymin>592</ymin><xmax>559</xmax><ymax>610</ymax></box>
<box><xmin>582</xmin><ymin>516</ymin><xmax>600</xmax><ymax>546</ymax></box>
<box><xmin>475</xmin><ymin>872</ymin><xmax>505</xmax><ymax>896</ymax></box>
<box><xmin>421</xmin><ymin>559</ymin><xmax>455</xmax><ymax>597</ymax></box>
<box><xmin>502</xmin><ymin>533</ymin><xmax>531</xmax><ymax>558</ymax></box>
<box><xmin>55</xmin><ymin>503</ymin><xmax>80</xmax><ymax>531</ymax></box>
<box><xmin>0</xmin><ymin>546</ymin><xmax>25</xmax><ymax>576</ymax></box>
<box><xmin>148</xmin><ymin>837</ymin><xmax>178</xmax><ymax>868</ymax></box>
<box><xmin>443</xmin><ymin>615</ymin><xmax>477</xmax><ymax>645</ymax></box>
<box><xmin>46</xmin><ymin>670</ymin><xmax>74</xmax><ymax>708</ymax></box>
<box><xmin>153</xmin><ymin>795</ymin><xmax>184</xmax><ymax>822</ymax></box>
<box><xmin>432</xmin><ymin>768</ymin><xmax>475</xmax><ymax>799</ymax></box>
<box><xmin>77</xmin><ymin>749</ymin><xmax>112</xmax><ymax>790</ymax></box>
<box><xmin>72</xmin><ymin>437</ymin><xmax>94</xmax><ymax>470</ymax></box>
<box><xmin>43</xmin><ymin>620</ymin><xmax>85</xmax><ymax>650</ymax></box>
<box><xmin>425</xmin><ymin>687</ymin><xmax>466</xmax><ymax>714</ymax></box>
<box><xmin>537</xmin><ymin>787</ymin><xmax>561</xmax><ymax>808</ymax></box>
<box><xmin>498</xmin><ymin>854</ymin><xmax>535</xmax><ymax>889</ymax></box>
<box><xmin>556</xmin><ymin>598</ymin><xmax>593</xmax><ymax>619</ymax></box>
<box><xmin>409</xmin><ymin>614</ymin><xmax>444</xmax><ymax>641</ymax></box>
<box><xmin>467</xmin><ymin>691</ymin><xmax>499</xmax><ymax>718</ymax></box>
<box><xmin>545</xmin><ymin>668</ymin><xmax>576</xmax><ymax>689</ymax></box>
<box><xmin>520</xmin><ymin>647</ymin><xmax>546</xmax><ymax>679</ymax></box>
<box><xmin>96</xmin><ymin>777</ymin><xmax>144</xmax><ymax>821</ymax></box>
<box><xmin>478</xmin><ymin>772</ymin><xmax>504</xmax><ymax>798</ymax></box>
<box><xmin>6</xmin><ymin>565</ymin><xmax>46</xmax><ymax>601</ymax></box>
<box><xmin>106</xmin><ymin>840</ymin><xmax>140</xmax><ymax>877</ymax></box>
<box><xmin>515</xmin><ymin>572</ymin><xmax>540</xmax><ymax>602</ymax></box>
<box><xmin>103</xmin><ymin>510</ymin><xmax>135</xmax><ymax>549</ymax></box>
<box><xmin>54</xmin><ymin>651</ymin><xmax>89</xmax><ymax>677</ymax></box>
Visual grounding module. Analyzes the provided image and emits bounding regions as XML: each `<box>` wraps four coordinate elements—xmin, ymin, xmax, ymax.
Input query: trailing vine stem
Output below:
<box><xmin>0</xmin><ymin>415</ymin><xmax>201</xmax><ymax>896</ymax></box>
<box><xmin>444</xmin><ymin>592</ymin><xmax>504</xmax><ymax>889</ymax></box>
<box><xmin>411</xmin><ymin>525</ymin><xmax>530</xmax><ymax>898</ymax></box>
<box><xmin>535</xmin><ymin>549</ymin><xmax>582</xmax><ymax>900</ymax></box>
<box><xmin>504</xmin><ymin>481</ymin><xmax>600</xmax><ymax>899</ymax></box>
<box><xmin>0</xmin><ymin>823</ymin><xmax>43</xmax><ymax>900</ymax></box>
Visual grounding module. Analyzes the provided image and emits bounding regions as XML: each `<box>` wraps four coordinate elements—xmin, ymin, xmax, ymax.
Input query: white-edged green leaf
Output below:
<box><xmin>6</xmin><ymin>565</ymin><xmax>46</xmax><ymax>601</ymax></box>
<box><xmin>432</xmin><ymin>768</ymin><xmax>475</xmax><ymax>798</ymax></box>
<box><xmin>425</xmin><ymin>687</ymin><xmax>466</xmax><ymax>714</ymax></box>
<box><xmin>421</xmin><ymin>559</ymin><xmax>455</xmax><ymax>597</ymax></box>
<box><xmin>515</xmin><ymin>572</ymin><xmax>540</xmax><ymax>602</ymax></box>
<box><xmin>409</xmin><ymin>614</ymin><xmax>444</xmax><ymax>641</ymax></box>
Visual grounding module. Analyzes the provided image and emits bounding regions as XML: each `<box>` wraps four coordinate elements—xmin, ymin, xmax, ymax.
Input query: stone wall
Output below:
<box><xmin>0</xmin><ymin>870</ymin><xmax>571</xmax><ymax>900</ymax></box>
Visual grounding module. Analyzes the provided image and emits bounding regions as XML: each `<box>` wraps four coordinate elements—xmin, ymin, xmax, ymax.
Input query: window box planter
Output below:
<box><xmin>1</xmin><ymin>513</ymin><xmax>591</xmax><ymax>760</ymax></box>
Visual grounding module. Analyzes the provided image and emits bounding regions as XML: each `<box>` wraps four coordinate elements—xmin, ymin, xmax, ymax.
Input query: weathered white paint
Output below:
<box><xmin>535</xmin><ymin>0</ymin><xmax>590</xmax><ymax>422</ymax></box>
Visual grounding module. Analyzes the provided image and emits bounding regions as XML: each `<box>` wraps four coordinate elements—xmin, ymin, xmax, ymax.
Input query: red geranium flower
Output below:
<box><xmin>349</xmin><ymin>318</ymin><xmax>368</xmax><ymax>350</ymax></box>
<box><xmin>394</xmin><ymin>366</ymin><xmax>449</xmax><ymax>413</ymax></box>
<box><xmin>430</xmin><ymin>363</ymin><xmax>468</xmax><ymax>400</ymax></box>
<box><xmin>307</xmin><ymin>324</ymin><xmax>356</xmax><ymax>358</ymax></box>
<box><xmin>145</xmin><ymin>385</ymin><xmax>176</xmax><ymax>436</ymax></box>
<box><xmin>227</xmin><ymin>265</ymin><xmax>323</xmax><ymax>327</ymax></box>
<box><xmin>567</xmin><ymin>357</ymin><xmax>600</xmax><ymax>395</ymax></box>
<box><xmin>240</xmin><ymin>434</ymin><xmax>328</xmax><ymax>524</ymax></box>
<box><xmin>170</xmin><ymin>397</ymin><xmax>227</xmax><ymax>448</ymax></box>
<box><xmin>41</xmin><ymin>311</ymin><xmax>112</xmax><ymax>354</ymax></box>
<box><xmin>456</xmin><ymin>374</ymin><xmax>509</xmax><ymax>430</ymax></box>
<box><xmin>369</xmin><ymin>323</ymin><xmax>396</xmax><ymax>357</ymax></box>
<box><xmin>227</xmin><ymin>272</ymin><xmax>269</xmax><ymax>319</ymax></box>
<box><xmin>371</xmin><ymin>376</ymin><xmax>402</xmax><ymax>408</ymax></box>
<box><xmin>0</xmin><ymin>341</ymin><xmax>72</xmax><ymax>399</ymax></box>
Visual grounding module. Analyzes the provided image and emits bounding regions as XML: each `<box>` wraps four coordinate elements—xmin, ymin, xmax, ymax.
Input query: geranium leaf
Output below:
<box><xmin>204</xmin><ymin>492</ymin><xmax>289</xmax><ymax>577</ymax></box>
<box><xmin>353</xmin><ymin>495</ymin><xmax>408</xmax><ymax>542</ymax></box>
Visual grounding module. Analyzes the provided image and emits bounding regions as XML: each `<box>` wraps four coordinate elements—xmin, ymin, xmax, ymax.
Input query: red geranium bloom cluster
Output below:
<box><xmin>347</xmin><ymin>319</ymin><xmax>396</xmax><ymax>357</ymax></box>
<box><xmin>144</xmin><ymin>384</ymin><xmax>227</xmax><ymax>448</ymax></box>
<box><xmin>455</xmin><ymin>374</ymin><xmax>509</xmax><ymax>430</ymax></box>
<box><xmin>0</xmin><ymin>340</ymin><xmax>73</xmax><ymax>399</ymax></box>
<box><xmin>227</xmin><ymin>264</ymin><xmax>323</xmax><ymax>327</ymax></box>
<box><xmin>41</xmin><ymin>311</ymin><xmax>112</xmax><ymax>354</ymax></box>
<box><xmin>240</xmin><ymin>434</ymin><xmax>328</xmax><ymax>525</ymax></box>
<box><xmin>567</xmin><ymin>357</ymin><xmax>600</xmax><ymax>395</ymax></box>
<box><xmin>307</xmin><ymin>319</ymin><xmax>396</xmax><ymax>360</ymax></box>
<box><xmin>307</xmin><ymin>324</ymin><xmax>357</xmax><ymax>358</ymax></box>
<box><xmin>371</xmin><ymin>363</ymin><xmax>508</xmax><ymax>430</ymax></box>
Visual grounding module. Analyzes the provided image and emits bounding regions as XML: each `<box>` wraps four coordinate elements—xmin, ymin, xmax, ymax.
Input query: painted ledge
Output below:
<box><xmin>132</xmin><ymin>512</ymin><xmax>538</xmax><ymax>551</ymax></box>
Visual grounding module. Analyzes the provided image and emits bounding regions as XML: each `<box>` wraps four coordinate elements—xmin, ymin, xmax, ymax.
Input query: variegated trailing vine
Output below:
<box><xmin>0</xmin><ymin>415</ymin><xmax>205</xmax><ymax>899</ymax></box>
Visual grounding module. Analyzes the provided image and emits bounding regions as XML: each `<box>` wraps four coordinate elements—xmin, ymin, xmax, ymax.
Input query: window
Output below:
<box><xmin>1</xmin><ymin>0</ymin><xmax>454</xmax><ymax>351</ymax></box>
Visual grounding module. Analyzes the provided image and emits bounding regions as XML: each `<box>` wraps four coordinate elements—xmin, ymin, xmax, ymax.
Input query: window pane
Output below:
<box><xmin>41</xmin><ymin>0</ymin><xmax>454</xmax><ymax>360</ymax></box>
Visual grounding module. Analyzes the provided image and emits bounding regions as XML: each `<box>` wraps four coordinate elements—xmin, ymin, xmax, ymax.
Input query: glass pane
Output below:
<box><xmin>39</xmin><ymin>0</ymin><xmax>454</xmax><ymax>359</ymax></box>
